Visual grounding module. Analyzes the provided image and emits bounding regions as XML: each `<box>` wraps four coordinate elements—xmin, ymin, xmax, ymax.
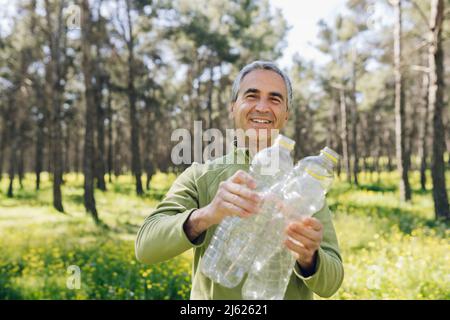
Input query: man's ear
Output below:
<box><xmin>229</xmin><ymin>103</ymin><xmax>235</xmax><ymax>119</ymax></box>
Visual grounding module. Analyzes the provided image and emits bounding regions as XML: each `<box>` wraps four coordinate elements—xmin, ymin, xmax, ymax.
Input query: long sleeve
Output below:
<box><xmin>293</xmin><ymin>204</ymin><xmax>344</xmax><ymax>298</ymax></box>
<box><xmin>135</xmin><ymin>164</ymin><xmax>206</xmax><ymax>265</ymax></box>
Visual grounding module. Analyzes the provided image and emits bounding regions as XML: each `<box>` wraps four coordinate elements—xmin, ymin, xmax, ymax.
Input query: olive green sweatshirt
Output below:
<box><xmin>135</xmin><ymin>146</ymin><xmax>344</xmax><ymax>300</ymax></box>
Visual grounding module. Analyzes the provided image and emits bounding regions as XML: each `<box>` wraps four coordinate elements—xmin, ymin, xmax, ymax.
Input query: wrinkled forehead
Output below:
<box><xmin>238</xmin><ymin>69</ymin><xmax>288</xmax><ymax>99</ymax></box>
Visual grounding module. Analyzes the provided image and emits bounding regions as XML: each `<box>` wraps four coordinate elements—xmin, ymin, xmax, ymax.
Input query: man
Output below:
<box><xmin>135</xmin><ymin>61</ymin><xmax>344</xmax><ymax>299</ymax></box>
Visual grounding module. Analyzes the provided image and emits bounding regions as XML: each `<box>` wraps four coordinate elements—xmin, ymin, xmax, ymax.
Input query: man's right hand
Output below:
<box><xmin>183</xmin><ymin>170</ymin><xmax>262</xmax><ymax>242</ymax></box>
<box><xmin>205</xmin><ymin>170</ymin><xmax>262</xmax><ymax>226</ymax></box>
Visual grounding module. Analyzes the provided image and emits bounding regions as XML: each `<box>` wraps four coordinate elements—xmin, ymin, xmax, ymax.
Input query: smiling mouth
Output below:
<box><xmin>249</xmin><ymin>118</ymin><xmax>273</xmax><ymax>124</ymax></box>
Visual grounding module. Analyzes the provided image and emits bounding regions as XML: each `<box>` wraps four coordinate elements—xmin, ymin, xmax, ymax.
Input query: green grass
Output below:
<box><xmin>0</xmin><ymin>170</ymin><xmax>449</xmax><ymax>299</ymax></box>
<box><xmin>0</xmin><ymin>172</ymin><xmax>190</xmax><ymax>300</ymax></box>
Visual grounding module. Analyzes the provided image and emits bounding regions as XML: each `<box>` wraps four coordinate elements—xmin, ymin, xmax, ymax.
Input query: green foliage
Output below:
<box><xmin>0</xmin><ymin>171</ymin><xmax>448</xmax><ymax>299</ymax></box>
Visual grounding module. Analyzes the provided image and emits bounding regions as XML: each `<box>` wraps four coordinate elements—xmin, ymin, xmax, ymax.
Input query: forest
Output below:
<box><xmin>0</xmin><ymin>0</ymin><xmax>448</xmax><ymax>300</ymax></box>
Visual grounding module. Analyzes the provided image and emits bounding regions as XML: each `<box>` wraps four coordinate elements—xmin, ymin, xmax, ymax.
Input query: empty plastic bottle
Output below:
<box><xmin>200</xmin><ymin>134</ymin><xmax>296</xmax><ymax>288</ymax></box>
<box><xmin>242</xmin><ymin>146</ymin><xmax>339</xmax><ymax>299</ymax></box>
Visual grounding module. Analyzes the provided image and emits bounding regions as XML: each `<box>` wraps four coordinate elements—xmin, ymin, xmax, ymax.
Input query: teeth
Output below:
<box><xmin>251</xmin><ymin>119</ymin><xmax>271</xmax><ymax>124</ymax></box>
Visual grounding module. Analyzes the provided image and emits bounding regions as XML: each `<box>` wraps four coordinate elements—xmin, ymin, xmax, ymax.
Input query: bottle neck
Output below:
<box><xmin>318</xmin><ymin>153</ymin><xmax>335</xmax><ymax>173</ymax></box>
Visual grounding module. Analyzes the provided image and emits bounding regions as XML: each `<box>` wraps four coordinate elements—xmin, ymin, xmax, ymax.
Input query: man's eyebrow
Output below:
<box><xmin>242</xmin><ymin>88</ymin><xmax>284</xmax><ymax>101</ymax></box>
<box><xmin>242</xmin><ymin>88</ymin><xmax>260</xmax><ymax>95</ymax></box>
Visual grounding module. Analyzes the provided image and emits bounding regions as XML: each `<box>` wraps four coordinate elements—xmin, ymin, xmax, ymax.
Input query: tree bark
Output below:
<box><xmin>94</xmin><ymin>77</ymin><xmax>106</xmax><ymax>191</ymax></box>
<box><xmin>393</xmin><ymin>0</ymin><xmax>411</xmax><ymax>201</ymax></box>
<box><xmin>144</xmin><ymin>98</ymin><xmax>155</xmax><ymax>191</ymax></box>
<box><xmin>339</xmin><ymin>89</ymin><xmax>351</xmax><ymax>184</ymax></box>
<box><xmin>428</xmin><ymin>0</ymin><xmax>449</xmax><ymax>220</ymax></box>
<box><xmin>418</xmin><ymin>70</ymin><xmax>430</xmax><ymax>191</ymax></box>
<box><xmin>74</xmin><ymin>124</ymin><xmax>81</xmax><ymax>178</ymax></box>
<box><xmin>17</xmin><ymin>131</ymin><xmax>24</xmax><ymax>189</ymax></box>
<box><xmin>207</xmin><ymin>63</ymin><xmax>214</xmax><ymax>128</ymax></box>
<box><xmin>125</xmin><ymin>0</ymin><xmax>143</xmax><ymax>195</ymax></box>
<box><xmin>0</xmin><ymin>109</ymin><xmax>7</xmax><ymax>184</ymax></box>
<box><xmin>375</xmin><ymin>114</ymin><xmax>382</xmax><ymax>183</ymax></box>
<box><xmin>93</xmin><ymin>41</ymin><xmax>107</xmax><ymax>191</ymax></box>
<box><xmin>44</xmin><ymin>0</ymin><xmax>65</xmax><ymax>212</ymax></box>
<box><xmin>6</xmin><ymin>100</ymin><xmax>16</xmax><ymax>198</ymax></box>
<box><xmin>81</xmin><ymin>0</ymin><xmax>99</xmax><ymax>223</ymax></box>
<box><xmin>106</xmin><ymin>85</ymin><xmax>113</xmax><ymax>183</ymax></box>
<box><xmin>351</xmin><ymin>65</ymin><xmax>359</xmax><ymax>186</ymax></box>
<box><xmin>114</xmin><ymin>120</ymin><xmax>122</xmax><ymax>178</ymax></box>
<box><xmin>64</xmin><ymin>123</ymin><xmax>71</xmax><ymax>175</ymax></box>
<box><xmin>35</xmin><ymin>118</ymin><xmax>44</xmax><ymax>190</ymax></box>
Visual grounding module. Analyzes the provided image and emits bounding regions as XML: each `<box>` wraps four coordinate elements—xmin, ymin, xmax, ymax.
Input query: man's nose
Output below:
<box><xmin>254</xmin><ymin>97</ymin><xmax>271</xmax><ymax>112</ymax></box>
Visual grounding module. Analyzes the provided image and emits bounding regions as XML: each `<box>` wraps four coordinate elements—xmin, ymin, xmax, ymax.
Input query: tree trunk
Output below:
<box><xmin>81</xmin><ymin>0</ymin><xmax>99</xmax><ymax>223</ymax></box>
<box><xmin>375</xmin><ymin>114</ymin><xmax>382</xmax><ymax>183</ymax></box>
<box><xmin>128</xmin><ymin>71</ymin><xmax>143</xmax><ymax>195</ymax></box>
<box><xmin>0</xmin><ymin>114</ymin><xmax>6</xmax><ymax>184</ymax></box>
<box><xmin>35</xmin><ymin>127</ymin><xmax>43</xmax><ymax>190</ymax></box>
<box><xmin>7</xmin><ymin>143</ymin><xmax>15</xmax><ymax>198</ymax></box>
<box><xmin>63</xmin><ymin>123</ymin><xmax>71</xmax><ymax>175</ymax></box>
<box><xmin>405</xmin><ymin>98</ymin><xmax>418</xmax><ymax>172</ymax></box>
<box><xmin>74</xmin><ymin>125</ymin><xmax>80</xmax><ymax>179</ymax></box>
<box><xmin>126</xmin><ymin>0</ymin><xmax>143</xmax><ymax>195</ymax></box>
<box><xmin>106</xmin><ymin>85</ymin><xmax>113</xmax><ymax>183</ymax></box>
<box><xmin>44</xmin><ymin>0</ymin><xmax>65</xmax><ymax>212</ymax></box>
<box><xmin>207</xmin><ymin>63</ymin><xmax>214</xmax><ymax>128</ymax></box>
<box><xmin>144</xmin><ymin>100</ymin><xmax>155</xmax><ymax>191</ymax></box>
<box><xmin>351</xmin><ymin>62</ymin><xmax>359</xmax><ymax>185</ymax></box>
<box><xmin>18</xmin><ymin>132</ymin><xmax>24</xmax><ymax>189</ymax></box>
<box><xmin>93</xmin><ymin>42</ymin><xmax>107</xmax><ymax>191</ymax></box>
<box><xmin>332</xmin><ymin>96</ymin><xmax>342</xmax><ymax>178</ymax></box>
<box><xmin>114</xmin><ymin>120</ymin><xmax>122</xmax><ymax>178</ymax></box>
<box><xmin>127</xmin><ymin>13</ymin><xmax>144</xmax><ymax>195</ymax></box>
<box><xmin>94</xmin><ymin>79</ymin><xmax>106</xmax><ymax>191</ymax></box>
<box><xmin>393</xmin><ymin>0</ymin><xmax>411</xmax><ymax>201</ymax></box>
<box><xmin>50</xmin><ymin>96</ymin><xmax>64</xmax><ymax>212</ymax></box>
<box><xmin>294</xmin><ymin>103</ymin><xmax>304</xmax><ymax>161</ymax></box>
<box><xmin>428</xmin><ymin>0</ymin><xmax>449</xmax><ymax>220</ymax></box>
<box><xmin>7</xmin><ymin>102</ymin><xmax>16</xmax><ymax>198</ymax></box>
<box><xmin>418</xmin><ymin>70</ymin><xmax>430</xmax><ymax>191</ymax></box>
<box><xmin>339</xmin><ymin>89</ymin><xmax>351</xmax><ymax>184</ymax></box>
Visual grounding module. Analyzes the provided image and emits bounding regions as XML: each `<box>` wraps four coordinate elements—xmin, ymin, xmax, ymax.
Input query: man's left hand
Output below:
<box><xmin>284</xmin><ymin>217</ymin><xmax>323</xmax><ymax>276</ymax></box>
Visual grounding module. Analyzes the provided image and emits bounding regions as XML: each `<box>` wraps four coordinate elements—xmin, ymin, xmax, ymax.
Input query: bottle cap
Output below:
<box><xmin>321</xmin><ymin>147</ymin><xmax>340</xmax><ymax>164</ymax></box>
<box><xmin>275</xmin><ymin>134</ymin><xmax>295</xmax><ymax>151</ymax></box>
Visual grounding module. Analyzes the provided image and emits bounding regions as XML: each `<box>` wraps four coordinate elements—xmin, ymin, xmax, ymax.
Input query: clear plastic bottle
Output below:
<box><xmin>242</xmin><ymin>146</ymin><xmax>339</xmax><ymax>299</ymax></box>
<box><xmin>200</xmin><ymin>134</ymin><xmax>296</xmax><ymax>288</ymax></box>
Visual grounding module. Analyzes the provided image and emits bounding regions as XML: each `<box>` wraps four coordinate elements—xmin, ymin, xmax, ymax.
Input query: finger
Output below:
<box><xmin>222</xmin><ymin>190</ymin><xmax>259</xmax><ymax>214</ymax></box>
<box><xmin>230</xmin><ymin>170</ymin><xmax>257</xmax><ymax>189</ymax></box>
<box><xmin>302</xmin><ymin>217</ymin><xmax>323</xmax><ymax>231</ymax></box>
<box><xmin>224</xmin><ymin>182</ymin><xmax>261</xmax><ymax>203</ymax></box>
<box><xmin>286</xmin><ymin>229</ymin><xmax>317</xmax><ymax>251</ymax></box>
<box><xmin>284</xmin><ymin>238</ymin><xmax>309</xmax><ymax>259</ymax></box>
<box><xmin>287</xmin><ymin>222</ymin><xmax>321</xmax><ymax>242</ymax></box>
<box><xmin>222</xmin><ymin>200</ymin><xmax>252</xmax><ymax>218</ymax></box>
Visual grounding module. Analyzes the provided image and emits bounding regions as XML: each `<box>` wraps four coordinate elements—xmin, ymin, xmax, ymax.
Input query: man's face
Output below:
<box><xmin>230</xmin><ymin>69</ymin><xmax>289</xmax><ymax>144</ymax></box>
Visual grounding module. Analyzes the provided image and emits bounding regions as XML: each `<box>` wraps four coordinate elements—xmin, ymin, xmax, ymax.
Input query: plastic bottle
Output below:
<box><xmin>242</xmin><ymin>146</ymin><xmax>339</xmax><ymax>299</ymax></box>
<box><xmin>200</xmin><ymin>134</ymin><xmax>296</xmax><ymax>288</ymax></box>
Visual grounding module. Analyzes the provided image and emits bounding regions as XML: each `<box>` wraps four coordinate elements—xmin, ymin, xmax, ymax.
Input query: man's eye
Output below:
<box><xmin>246</xmin><ymin>95</ymin><xmax>256</xmax><ymax>99</ymax></box>
<box><xmin>271</xmin><ymin>98</ymin><xmax>281</xmax><ymax>104</ymax></box>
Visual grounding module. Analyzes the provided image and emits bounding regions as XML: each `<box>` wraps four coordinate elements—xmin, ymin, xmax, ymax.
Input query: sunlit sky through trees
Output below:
<box><xmin>0</xmin><ymin>0</ymin><xmax>352</xmax><ymax>68</ymax></box>
<box><xmin>270</xmin><ymin>0</ymin><xmax>347</xmax><ymax>68</ymax></box>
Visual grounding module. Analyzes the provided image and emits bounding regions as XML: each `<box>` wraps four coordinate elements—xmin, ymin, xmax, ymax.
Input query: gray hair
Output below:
<box><xmin>231</xmin><ymin>60</ymin><xmax>293</xmax><ymax>110</ymax></box>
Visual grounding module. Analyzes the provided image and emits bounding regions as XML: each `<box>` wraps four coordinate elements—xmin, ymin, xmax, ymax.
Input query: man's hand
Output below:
<box><xmin>284</xmin><ymin>217</ymin><xmax>323</xmax><ymax>276</ymax></box>
<box><xmin>183</xmin><ymin>170</ymin><xmax>261</xmax><ymax>242</ymax></box>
